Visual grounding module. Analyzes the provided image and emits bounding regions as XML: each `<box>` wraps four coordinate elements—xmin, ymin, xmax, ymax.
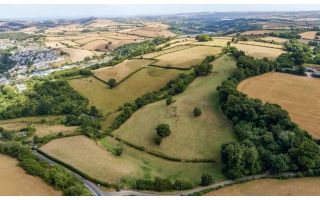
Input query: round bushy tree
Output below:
<box><xmin>200</xmin><ymin>174</ymin><xmax>213</xmax><ymax>186</ymax></box>
<box><xmin>107</xmin><ymin>78</ymin><xmax>117</xmax><ymax>88</ymax></box>
<box><xmin>156</xmin><ymin>123</ymin><xmax>171</xmax><ymax>137</ymax></box>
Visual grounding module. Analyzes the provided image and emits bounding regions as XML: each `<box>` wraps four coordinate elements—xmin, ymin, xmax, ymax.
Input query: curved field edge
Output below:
<box><xmin>40</xmin><ymin>135</ymin><xmax>224</xmax><ymax>187</ymax></box>
<box><xmin>114</xmin><ymin>55</ymin><xmax>237</xmax><ymax>161</ymax></box>
<box><xmin>237</xmin><ymin>72</ymin><xmax>320</xmax><ymax>139</ymax></box>
<box><xmin>0</xmin><ymin>154</ymin><xmax>61</xmax><ymax>196</ymax></box>
<box><xmin>206</xmin><ymin>177</ymin><xmax>320</xmax><ymax>196</ymax></box>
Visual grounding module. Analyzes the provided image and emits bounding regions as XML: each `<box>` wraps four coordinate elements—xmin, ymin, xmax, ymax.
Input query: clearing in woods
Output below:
<box><xmin>92</xmin><ymin>59</ymin><xmax>155</xmax><ymax>83</ymax></box>
<box><xmin>153</xmin><ymin>46</ymin><xmax>222</xmax><ymax>69</ymax></box>
<box><xmin>237</xmin><ymin>72</ymin><xmax>320</xmax><ymax>139</ymax></box>
<box><xmin>69</xmin><ymin>67</ymin><xmax>186</xmax><ymax>115</ymax></box>
<box><xmin>114</xmin><ymin>55</ymin><xmax>237</xmax><ymax>161</ymax></box>
<box><xmin>206</xmin><ymin>177</ymin><xmax>320</xmax><ymax>196</ymax></box>
<box><xmin>231</xmin><ymin>43</ymin><xmax>285</xmax><ymax>59</ymax></box>
<box><xmin>40</xmin><ymin>135</ymin><xmax>222</xmax><ymax>185</ymax></box>
<box><xmin>0</xmin><ymin>154</ymin><xmax>61</xmax><ymax>196</ymax></box>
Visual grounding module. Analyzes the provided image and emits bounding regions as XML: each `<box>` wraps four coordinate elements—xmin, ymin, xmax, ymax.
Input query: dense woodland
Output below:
<box><xmin>217</xmin><ymin>47</ymin><xmax>320</xmax><ymax>179</ymax></box>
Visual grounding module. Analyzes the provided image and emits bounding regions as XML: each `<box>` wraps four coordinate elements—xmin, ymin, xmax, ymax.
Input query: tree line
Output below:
<box><xmin>217</xmin><ymin>47</ymin><xmax>320</xmax><ymax>179</ymax></box>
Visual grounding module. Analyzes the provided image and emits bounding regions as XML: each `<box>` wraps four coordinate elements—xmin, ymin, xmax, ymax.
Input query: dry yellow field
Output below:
<box><xmin>93</xmin><ymin>59</ymin><xmax>154</xmax><ymax>82</ymax></box>
<box><xmin>141</xmin><ymin>45</ymin><xmax>192</xmax><ymax>59</ymax></box>
<box><xmin>0</xmin><ymin>154</ymin><xmax>61</xmax><ymax>196</ymax></box>
<box><xmin>231</xmin><ymin>43</ymin><xmax>285</xmax><ymax>59</ymax></box>
<box><xmin>153</xmin><ymin>46</ymin><xmax>222</xmax><ymax>68</ymax></box>
<box><xmin>157</xmin><ymin>38</ymin><xmax>196</xmax><ymax>49</ymax></box>
<box><xmin>238</xmin><ymin>72</ymin><xmax>320</xmax><ymax>138</ymax></box>
<box><xmin>61</xmin><ymin>48</ymin><xmax>95</xmax><ymax>62</ymax></box>
<box><xmin>238</xmin><ymin>41</ymin><xmax>284</xmax><ymax>49</ymax></box>
<box><xmin>81</xmin><ymin>39</ymin><xmax>110</xmax><ymax>51</ymax></box>
<box><xmin>191</xmin><ymin>38</ymin><xmax>231</xmax><ymax>47</ymax></box>
<box><xmin>206</xmin><ymin>177</ymin><xmax>320</xmax><ymax>196</ymax></box>
<box><xmin>41</xmin><ymin>135</ymin><xmax>141</xmax><ymax>183</ymax></box>
<box><xmin>299</xmin><ymin>31</ymin><xmax>317</xmax><ymax>40</ymax></box>
<box><xmin>119</xmin><ymin>23</ymin><xmax>175</xmax><ymax>38</ymax></box>
<box><xmin>259</xmin><ymin>36</ymin><xmax>289</xmax><ymax>43</ymax></box>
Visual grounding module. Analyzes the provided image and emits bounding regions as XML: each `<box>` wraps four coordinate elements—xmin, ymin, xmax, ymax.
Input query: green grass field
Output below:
<box><xmin>69</xmin><ymin>67</ymin><xmax>186</xmax><ymax>115</ymax></box>
<box><xmin>41</xmin><ymin>135</ymin><xmax>223</xmax><ymax>186</ymax></box>
<box><xmin>114</xmin><ymin>55</ymin><xmax>237</xmax><ymax>161</ymax></box>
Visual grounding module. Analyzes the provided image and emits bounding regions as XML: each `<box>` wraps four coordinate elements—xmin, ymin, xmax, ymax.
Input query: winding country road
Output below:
<box><xmin>33</xmin><ymin>150</ymin><xmax>297</xmax><ymax>196</ymax></box>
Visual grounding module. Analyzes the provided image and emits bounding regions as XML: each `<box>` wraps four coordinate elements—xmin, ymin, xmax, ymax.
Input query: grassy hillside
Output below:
<box><xmin>69</xmin><ymin>67</ymin><xmax>186</xmax><ymax>115</ymax></box>
<box><xmin>41</xmin><ymin>135</ymin><xmax>223</xmax><ymax>186</ymax></box>
<box><xmin>114</xmin><ymin>55</ymin><xmax>237</xmax><ymax>161</ymax></box>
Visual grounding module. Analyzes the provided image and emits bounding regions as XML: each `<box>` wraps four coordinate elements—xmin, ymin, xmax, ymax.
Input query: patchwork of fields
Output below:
<box><xmin>69</xmin><ymin>67</ymin><xmax>186</xmax><ymax>115</ymax></box>
<box><xmin>114</xmin><ymin>55</ymin><xmax>237</xmax><ymax>161</ymax></box>
<box><xmin>153</xmin><ymin>46</ymin><xmax>222</xmax><ymax>68</ymax></box>
<box><xmin>238</xmin><ymin>72</ymin><xmax>320</xmax><ymax>138</ymax></box>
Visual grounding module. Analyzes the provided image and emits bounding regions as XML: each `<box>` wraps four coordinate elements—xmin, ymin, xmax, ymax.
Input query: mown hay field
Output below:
<box><xmin>191</xmin><ymin>38</ymin><xmax>231</xmax><ymax>47</ymax></box>
<box><xmin>238</xmin><ymin>41</ymin><xmax>284</xmax><ymax>49</ymax></box>
<box><xmin>114</xmin><ymin>55</ymin><xmax>237</xmax><ymax>161</ymax></box>
<box><xmin>206</xmin><ymin>177</ymin><xmax>320</xmax><ymax>196</ymax></box>
<box><xmin>259</xmin><ymin>36</ymin><xmax>289</xmax><ymax>43</ymax></box>
<box><xmin>238</xmin><ymin>72</ymin><xmax>320</xmax><ymax>138</ymax></box>
<box><xmin>69</xmin><ymin>67</ymin><xmax>186</xmax><ymax>115</ymax></box>
<box><xmin>299</xmin><ymin>31</ymin><xmax>317</xmax><ymax>40</ymax></box>
<box><xmin>93</xmin><ymin>59</ymin><xmax>154</xmax><ymax>82</ymax></box>
<box><xmin>157</xmin><ymin>38</ymin><xmax>196</xmax><ymax>49</ymax></box>
<box><xmin>231</xmin><ymin>43</ymin><xmax>285</xmax><ymax>59</ymax></box>
<box><xmin>153</xmin><ymin>46</ymin><xmax>222</xmax><ymax>69</ymax></box>
<box><xmin>141</xmin><ymin>45</ymin><xmax>192</xmax><ymax>59</ymax></box>
<box><xmin>40</xmin><ymin>135</ymin><xmax>222</xmax><ymax>185</ymax></box>
<box><xmin>0</xmin><ymin>154</ymin><xmax>61</xmax><ymax>196</ymax></box>
<box><xmin>61</xmin><ymin>48</ymin><xmax>95</xmax><ymax>62</ymax></box>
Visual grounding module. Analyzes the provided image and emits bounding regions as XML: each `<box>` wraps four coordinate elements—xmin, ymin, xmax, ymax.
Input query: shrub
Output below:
<box><xmin>166</xmin><ymin>95</ymin><xmax>173</xmax><ymax>105</ymax></box>
<box><xmin>193</xmin><ymin>107</ymin><xmax>202</xmax><ymax>117</ymax></box>
<box><xmin>156</xmin><ymin>124</ymin><xmax>171</xmax><ymax>137</ymax></box>
<box><xmin>107</xmin><ymin>78</ymin><xmax>117</xmax><ymax>88</ymax></box>
<box><xmin>200</xmin><ymin>174</ymin><xmax>214</xmax><ymax>186</ymax></box>
<box><xmin>196</xmin><ymin>34</ymin><xmax>212</xmax><ymax>42</ymax></box>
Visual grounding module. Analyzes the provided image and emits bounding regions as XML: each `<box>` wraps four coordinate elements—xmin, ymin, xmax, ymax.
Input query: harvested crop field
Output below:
<box><xmin>41</xmin><ymin>135</ymin><xmax>220</xmax><ymax>185</ymax></box>
<box><xmin>114</xmin><ymin>56</ymin><xmax>237</xmax><ymax>161</ymax></box>
<box><xmin>79</xmin><ymin>39</ymin><xmax>110</xmax><ymax>51</ymax></box>
<box><xmin>238</xmin><ymin>72</ymin><xmax>320</xmax><ymax>138</ymax></box>
<box><xmin>93</xmin><ymin>59</ymin><xmax>154</xmax><ymax>82</ymax></box>
<box><xmin>69</xmin><ymin>67</ymin><xmax>185</xmax><ymax>115</ymax></box>
<box><xmin>153</xmin><ymin>46</ymin><xmax>222</xmax><ymax>69</ymax></box>
<box><xmin>206</xmin><ymin>177</ymin><xmax>320</xmax><ymax>196</ymax></box>
<box><xmin>0</xmin><ymin>154</ymin><xmax>61</xmax><ymax>196</ymax></box>
<box><xmin>238</xmin><ymin>41</ymin><xmax>284</xmax><ymax>49</ymax></box>
<box><xmin>141</xmin><ymin>45</ymin><xmax>192</xmax><ymax>59</ymax></box>
<box><xmin>191</xmin><ymin>38</ymin><xmax>231</xmax><ymax>47</ymax></box>
<box><xmin>259</xmin><ymin>36</ymin><xmax>289</xmax><ymax>43</ymax></box>
<box><xmin>231</xmin><ymin>43</ymin><xmax>285</xmax><ymax>59</ymax></box>
<box><xmin>299</xmin><ymin>31</ymin><xmax>317</xmax><ymax>40</ymax></box>
<box><xmin>61</xmin><ymin>48</ymin><xmax>95</xmax><ymax>62</ymax></box>
<box><xmin>157</xmin><ymin>38</ymin><xmax>196</xmax><ymax>49</ymax></box>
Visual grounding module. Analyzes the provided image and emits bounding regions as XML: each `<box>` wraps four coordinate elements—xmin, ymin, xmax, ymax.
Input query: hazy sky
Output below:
<box><xmin>1</xmin><ymin>4</ymin><xmax>320</xmax><ymax>20</ymax></box>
